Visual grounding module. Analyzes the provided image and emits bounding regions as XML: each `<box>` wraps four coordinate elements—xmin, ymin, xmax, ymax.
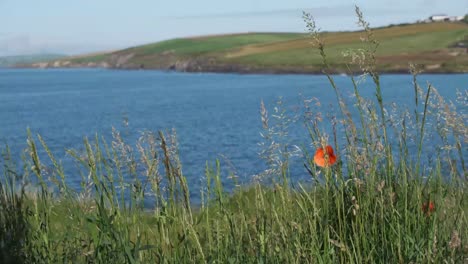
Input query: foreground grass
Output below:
<box><xmin>2</xmin><ymin>175</ymin><xmax>466</xmax><ymax>263</ymax></box>
<box><xmin>1</xmin><ymin>127</ymin><xmax>466</xmax><ymax>263</ymax></box>
<box><xmin>2</xmin><ymin>9</ymin><xmax>468</xmax><ymax>263</ymax></box>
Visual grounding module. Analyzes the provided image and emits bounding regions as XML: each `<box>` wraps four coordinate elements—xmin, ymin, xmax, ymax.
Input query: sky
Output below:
<box><xmin>0</xmin><ymin>0</ymin><xmax>467</xmax><ymax>56</ymax></box>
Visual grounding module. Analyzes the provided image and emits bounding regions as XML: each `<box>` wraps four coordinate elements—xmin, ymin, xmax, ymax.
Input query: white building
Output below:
<box><xmin>430</xmin><ymin>14</ymin><xmax>449</xmax><ymax>21</ymax></box>
<box><xmin>429</xmin><ymin>14</ymin><xmax>464</xmax><ymax>22</ymax></box>
<box><xmin>450</xmin><ymin>16</ymin><xmax>464</xmax><ymax>21</ymax></box>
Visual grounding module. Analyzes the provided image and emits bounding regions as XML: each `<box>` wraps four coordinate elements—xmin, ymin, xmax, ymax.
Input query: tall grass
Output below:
<box><xmin>1</xmin><ymin>7</ymin><xmax>467</xmax><ymax>263</ymax></box>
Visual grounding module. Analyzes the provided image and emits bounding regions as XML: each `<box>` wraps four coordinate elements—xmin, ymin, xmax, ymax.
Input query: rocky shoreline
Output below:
<box><xmin>18</xmin><ymin>57</ymin><xmax>467</xmax><ymax>75</ymax></box>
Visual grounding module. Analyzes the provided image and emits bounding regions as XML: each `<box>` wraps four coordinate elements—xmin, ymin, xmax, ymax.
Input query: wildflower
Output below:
<box><xmin>422</xmin><ymin>201</ymin><xmax>435</xmax><ymax>216</ymax></box>
<box><xmin>313</xmin><ymin>145</ymin><xmax>337</xmax><ymax>168</ymax></box>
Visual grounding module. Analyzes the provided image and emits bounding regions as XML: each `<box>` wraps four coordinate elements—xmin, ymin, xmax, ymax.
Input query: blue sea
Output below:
<box><xmin>0</xmin><ymin>69</ymin><xmax>466</xmax><ymax>197</ymax></box>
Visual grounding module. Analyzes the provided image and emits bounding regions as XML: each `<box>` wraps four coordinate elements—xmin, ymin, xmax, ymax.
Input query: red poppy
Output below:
<box><xmin>422</xmin><ymin>201</ymin><xmax>435</xmax><ymax>216</ymax></box>
<box><xmin>313</xmin><ymin>145</ymin><xmax>337</xmax><ymax>168</ymax></box>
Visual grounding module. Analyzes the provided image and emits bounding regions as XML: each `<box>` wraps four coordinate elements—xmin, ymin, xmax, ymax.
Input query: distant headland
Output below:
<box><xmin>13</xmin><ymin>21</ymin><xmax>468</xmax><ymax>74</ymax></box>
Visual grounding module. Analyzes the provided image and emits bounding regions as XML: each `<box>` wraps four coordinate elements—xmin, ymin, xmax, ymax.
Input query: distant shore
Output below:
<box><xmin>11</xmin><ymin>22</ymin><xmax>468</xmax><ymax>75</ymax></box>
<box><xmin>12</xmin><ymin>64</ymin><xmax>468</xmax><ymax>75</ymax></box>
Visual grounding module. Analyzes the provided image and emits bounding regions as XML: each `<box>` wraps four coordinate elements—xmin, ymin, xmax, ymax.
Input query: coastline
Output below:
<box><xmin>10</xmin><ymin>64</ymin><xmax>468</xmax><ymax>75</ymax></box>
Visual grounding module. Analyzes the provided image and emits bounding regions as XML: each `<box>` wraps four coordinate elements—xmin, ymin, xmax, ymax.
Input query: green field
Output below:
<box><xmin>63</xmin><ymin>22</ymin><xmax>468</xmax><ymax>73</ymax></box>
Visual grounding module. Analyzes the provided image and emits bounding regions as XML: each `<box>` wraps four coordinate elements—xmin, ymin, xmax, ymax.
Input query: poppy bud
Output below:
<box><xmin>422</xmin><ymin>201</ymin><xmax>435</xmax><ymax>216</ymax></box>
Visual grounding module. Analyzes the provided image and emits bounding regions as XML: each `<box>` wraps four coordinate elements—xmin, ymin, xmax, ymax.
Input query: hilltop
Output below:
<box><xmin>26</xmin><ymin>22</ymin><xmax>468</xmax><ymax>74</ymax></box>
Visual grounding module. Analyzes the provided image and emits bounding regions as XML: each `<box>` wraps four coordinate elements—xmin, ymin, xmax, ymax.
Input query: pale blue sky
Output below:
<box><xmin>1</xmin><ymin>0</ymin><xmax>466</xmax><ymax>56</ymax></box>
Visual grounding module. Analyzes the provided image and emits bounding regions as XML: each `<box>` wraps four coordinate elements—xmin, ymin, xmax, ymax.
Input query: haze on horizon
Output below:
<box><xmin>1</xmin><ymin>0</ymin><xmax>466</xmax><ymax>57</ymax></box>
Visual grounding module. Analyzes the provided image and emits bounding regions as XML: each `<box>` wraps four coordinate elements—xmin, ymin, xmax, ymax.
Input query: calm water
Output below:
<box><xmin>0</xmin><ymin>69</ymin><xmax>466</xmax><ymax>196</ymax></box>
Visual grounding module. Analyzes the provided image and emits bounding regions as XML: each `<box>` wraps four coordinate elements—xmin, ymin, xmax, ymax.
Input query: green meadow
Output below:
<box><xmin>1</xmin><ymin>9</ymin><xmax>467</xmax><ymax>263</ymax></box>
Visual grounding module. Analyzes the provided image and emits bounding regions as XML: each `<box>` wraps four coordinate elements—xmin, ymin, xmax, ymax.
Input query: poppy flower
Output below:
<box><xmin>314</xmin><ymin>145</ymin><xmax>337</xmax><ymax>168</ymax></box>
<box><xmin>422</xmin><ymin>201</ymin><xmax>435</xmax><ymax>216</ymax></box>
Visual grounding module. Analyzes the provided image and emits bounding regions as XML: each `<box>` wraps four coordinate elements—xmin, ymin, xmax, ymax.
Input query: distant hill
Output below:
<box><xmin>0</xmin><ymin>54</ymin><xmax>67</xmax><ymax>68</ymax></box>
<box><xmin>27</xmin><ymin>22</ymin><xmax>468</xmax><ymax>73</ymax></box>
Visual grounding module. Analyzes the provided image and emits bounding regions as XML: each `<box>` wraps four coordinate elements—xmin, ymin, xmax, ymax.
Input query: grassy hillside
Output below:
<box><xmin>48</xmin><ymin>22</ymin><xmax>468</xmax><ymax>73</ymax></box>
